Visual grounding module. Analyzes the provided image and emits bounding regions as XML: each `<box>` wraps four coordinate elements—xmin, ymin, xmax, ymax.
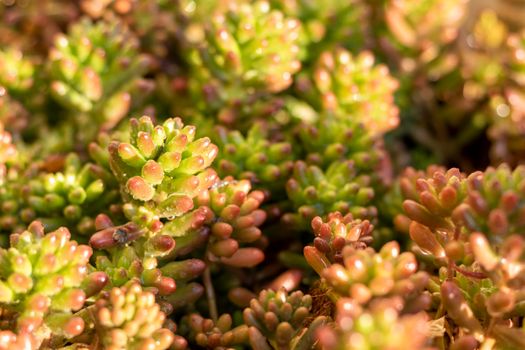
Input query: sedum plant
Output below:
<box><xmin>183</xmin><ymin>0</ymin><xmax>302</xmax><ymax>126</ymax></box>
<box><xmin>296</xmin><ymin>48</ymin><xmax>400</xmax><ymax>136</ymax></box>
<box><xmin>88</xmin><ymin>282</ymin><xmax>175</xmax><ymax>350</ymax></box>
<box><xmin>0</xmin><ymin>221</ymin><xmax>105</xmax><ymax>348</ymax></box>
<box><xmin>108</xmin><ymin>116</ymin><xmax>218</xmax><ymax>231</ymax></box>
<box><xmin>2</xmin><ymin>1</ymin><xmax>525</xmax><ymax>349</ymax></box>
<box><xmin>213</xmin><ymin>125</ymin><xmax>295</xmax><ymax>192</ymax></box>
<box><xmin>284</xmin><ymin>160</ymin><xmax>377</xmax><ymax>229</ymax></box>
<box><xmin>49</xmin><ymin>18</ymin><xmax>150</xmax><ymax>131</ymax></box>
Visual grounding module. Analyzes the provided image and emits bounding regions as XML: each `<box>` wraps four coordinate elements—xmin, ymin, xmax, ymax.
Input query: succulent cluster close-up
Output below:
<box><xmin>2</xmin><ymin>0</ymin><xmax>525</xmax><ymax>349</ymax></box>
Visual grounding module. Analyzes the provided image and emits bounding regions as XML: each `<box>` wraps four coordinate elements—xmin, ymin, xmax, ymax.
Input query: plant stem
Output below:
<box><xmin>203</xmin><ymin>263</ymin><xmax>218</xmax><ymax>322</ymax></box>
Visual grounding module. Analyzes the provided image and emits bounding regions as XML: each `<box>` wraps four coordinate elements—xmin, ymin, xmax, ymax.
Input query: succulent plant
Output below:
<box><xmin>79</xmin><ymin>0</ymin><xmax>136</xmax><ymax>19</ymax></box>
<box><xmin>459</xmin><ymin>10</ymin><xmax>508</xmax><ymax>99</ymax></box>
<box><xmin>305</xmin><ymin>212</ymin><xmax>373</xmax><ymax>267</ymax></box>
<box><xmin>243</xmin><ymin>288</ymin><xmax>329</xmax><ymax>350</ymax></box>
<box><xmin>19</xmin><ymin>154</ymin><xmax>120</xmax><ymax>238</ymax></box>
<box><xmin>270</xmin><ymin>0</ymin><xmax>370</xmax><ymax>55</ymax></box>
<box><xmin>0</xmin><ymin>330</ymin><xmax>37</xmax><ymax>350</ymax></box>
<box><xmin>487</xmin><ymin>90</ymin><xmax>525</xmax><ymax>166</ymax></box>
<box><xmin>316</xmin><ymin>299</ymin><xmax>429</xmax><ymax>350</ymax></box>
<box><xmin>284</xmin><ymin>160</ymin><xmax>377</xmax><ymax>229</ymax></box>
<box><xmin>89</xmin><ymin>213</ymin><xmax>179</xmax><ymax>297</ymax></box>
<box><xmin>3</xmin><ymin>2</ymin><xmax>525</xmax><ymax>349</ymax></box>
<box><xmin>91</xmin><ymin>282</ymin><xmax>175</xmax><ymax>349</ymax></box>
<box><xmin>508</xmin><ymin>29</ymin><xmax>525</xmax><ymax>85</ymax></box>
<box><xmin>0</xmin><ymin>48</ymin><xmax>43</xmax><ymax>135</ymax></box>
<box><xmin>402</xmin><ymin>167</ymin><xmax>469</xmax><ymax>263</ymax></box>
<box><xmin>180</xmin><ymin>313</ymin><xmax>248</xmax><ymax>349</ymax></box>
<box><xmin>195</xmin><ymin>177</ymin><xmax>266</xmax><ymax>267</ymax></box>
<box><xmin>381</xmin><ymin>165</ymin><xmax>446</xmax><ymax>234</ymax></box>
<box><xmin>186</xmin><ymin>0</ymin><xmax>302</xmax><ymax>94</ymax></box>
<box><xmin>452</xmin><ymin>165</ymin><xmax>525</xmax><ymax>240</ymax></box>
<box><xmin>108</xmin><ymin>116</ymin><xmax>219</xmax><ymax>230</ymax></box>
<box><xmin>297</xmin><ymin>115</ymin><xmax>387</xmax><ymax>175</ymax></box>
<box><xmin>213</xmin><ymin>125</ymin><xmax>294</xmax><ymax>191</ymax></box>
<box><xmin>0</xmin><ymin>123</ymin><xmax>17</xmax><ymax>177</ymax></box>
<box><xmin>0</xmin><ymin>49</ymin><xmax>35</xmax><ymax>94</ymax></box>
<box><xmin>320</xmin><ymin>243</ymin><xmax>428</xmax><ymax>306</ymax></box>
<box><xmin>383</xmin><ymin>0</ymin><xmax>467</xmax><ymax>63</ymax></box>
<box><xmin>49</xmin><ymin>17</ymin><xmax>149</xmax><ymax>130</ymax></box>
<box><xmin>296</xmin><ymin>48</ymin><xmax>399</xmax><ymax>136</ymax></box>
<box><xmin>0</xmin><ymin>222</ymin><xmax>103</xmax><ymax>347</ymax></box>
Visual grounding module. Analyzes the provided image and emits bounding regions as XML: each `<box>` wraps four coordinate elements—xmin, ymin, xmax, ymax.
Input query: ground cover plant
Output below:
<box><xmin>1</xmin><ymin>0</ymin><xmax>525</xmax><ymax>349</ymax></box>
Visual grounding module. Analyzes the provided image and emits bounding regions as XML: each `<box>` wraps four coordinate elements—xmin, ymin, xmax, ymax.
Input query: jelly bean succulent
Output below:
<box><xmin>195</xmin><ymin>177</ymin><xmax>266</xmax><ymax>267</ymax></box>
<box><xmin>213</xmin><ymin>125</ymin><xmax>295</xmax><ymax>191</ymax></box>
<box><xmin>187</xmin><ymin>0</ymin><xmax>301</xmax><ymax>94</ymax></box>
<box><xmin>89</xmin><ymin>282</ymin><xmax>175</xmax><ymax>350</ymax></box>
<box><xmin>49</xmin><ymin>18</ymin><xmax>150</xmax><ymax>129</ymax></box>
<box><xmin>284</xmin><ymin>160</ymin><xmax>377</xmax><ymax>229</ymax></box>
<box><xmin>270</xmin><ymin>0</ymin><xmax>370</xmax><ymax>55</ymax></box>
<box><xmin>382</xmin><ymin>0</ymin><xmax>467</xmax><ymax>65</ymax></box>
<box><xmin>296</xmin><ymin>48</ymin><xmax>400</xmax><ymax>136</ymax></box>
<box><xmin>3</xmin><ymin>1</ymin><xmax>525</xmax><ymax>349</ymax></box>
<box><xmin>0</xmin><ymin>221</ymin><xmax>105</xmax><ymax>348</ymax></box>
<box><xmin>20</xmin><ymin>154</ymin><xmax>119</xmax><ymax>238</ymax></box>
<box><xmin>108</xmin><ymin>116</ymin><xmax>218</xmax><ymax>230</ymax></box>
<box><xmin>179</xmin><ymin>312</ymin><xmax>248</xmax><ymax>349</ymax></box>
<box><xmin>297</xmin><ymin>115</ymin><xmax>387</xmax><ymax>175</ymax></box>
<box><xmin>242</xmin><ymin>288</ymin><xmax>329</xmax><ymax>350</ymax></box>
<box><xmin>183</xmin><ymin>0</ymin><xmax>302</xmax><ymax>126</ymax></box>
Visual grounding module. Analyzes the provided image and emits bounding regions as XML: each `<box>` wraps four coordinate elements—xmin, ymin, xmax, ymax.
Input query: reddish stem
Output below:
<box><xmin>454</xmin><ymin>265</ymin><xmax>487</xmax><ymax>279</ymax></box>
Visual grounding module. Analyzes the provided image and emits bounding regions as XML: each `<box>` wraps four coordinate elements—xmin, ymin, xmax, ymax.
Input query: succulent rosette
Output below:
<box><xmin>91</xmin><ymin>282</ymin><xmax>175</xmax><ymax>350</ymax></box>
<box><xmin>0</xmin><ymin>222</ymin><xmax>105</xmax><ymax>347</ymax></box>
<box><xmin>195</xmin><ymin>177</ymin><xmax>267</xmax><ymax>267</ymax></box>
<box><xmin>243</xmin><ymin>288</ymin><xmax>329</xmax><ymax>350</ymax></box>
<box><xmin>383</xmin><ymin>0</ymin><xmax>467</xmax><ymax>61</ymax></box>
<box><xmin>49</xmin><ymin>18</ymin><xmax>149</xmax><ymax>128</ymax></box>
<box><xmin>284</xmin><ymin>160</ymin><xmax>377</xmax><ymax>228</ymax></box>
<box><xmin>297</xmin><ymin>48</ymin><xmax>399</xmax><ymax>136</ymax></box>
<box><xmin>186</xmin><ymin>0</ymin><xmax>302</xmax><ymax>94</ymax></box>
<box><xmin>213</xmin><ymin>125</ymin><xmax>295</xmax><ymax>191</ymax></box>
<box><xmin>20</xmin><ymin>154</ymin><xmax>120</xmax><ymax>238</ymax></box>
<box><xmin>108</xmin><ymin>116</ymin><xmax>219</xmax><ymax>230</ymax></box>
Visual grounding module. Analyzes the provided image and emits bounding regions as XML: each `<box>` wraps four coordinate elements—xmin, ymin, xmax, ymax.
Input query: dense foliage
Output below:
<box><xmin>1</xmin><ymin>0</ymin><xmax>525</xmax><ymax>349</ymax></box>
